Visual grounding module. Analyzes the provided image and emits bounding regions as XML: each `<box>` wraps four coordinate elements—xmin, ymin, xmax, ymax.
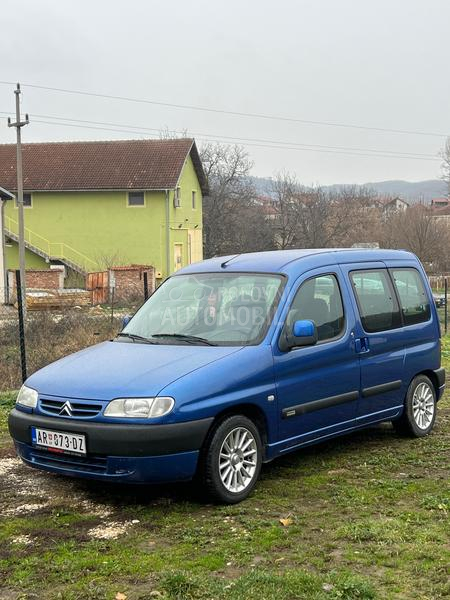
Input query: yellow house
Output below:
<box><xmin>0</xmin><ymin>138</ymin><xmax>207</xmax><ymax>278</ymax></box>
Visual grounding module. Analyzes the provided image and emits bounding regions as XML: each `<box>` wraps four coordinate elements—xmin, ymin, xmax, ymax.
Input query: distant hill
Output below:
<box><xmin>250</xmin><ymin>177</ymin><xmax>448</xmax><ymax>203</ymax></box>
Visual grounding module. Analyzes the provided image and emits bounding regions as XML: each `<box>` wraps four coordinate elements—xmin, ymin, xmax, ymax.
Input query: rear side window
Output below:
<box><xmin>391</xmin><ymin>268</ymin><xmax>431</xmax><ymax>326</ymax></box>
<box><xmin>285</xmin><ymin>274</ymin><xmax>345</xmax><ymax>342</ymax></box>
<box><xmin>350</xmin><ymin>269</ymin><xmax>401</xmax><ymax>333</ymax></box>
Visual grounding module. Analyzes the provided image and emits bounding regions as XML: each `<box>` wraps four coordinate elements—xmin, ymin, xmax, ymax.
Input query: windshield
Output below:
<box><xmin>121</xmin><ymin>272</ymin><xmax>284</xmax><ymax>346</ymax></box>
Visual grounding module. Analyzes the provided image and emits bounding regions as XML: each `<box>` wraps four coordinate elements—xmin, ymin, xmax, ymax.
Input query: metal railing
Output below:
<box><xmin>4</xmin><ymin>215</ymin><xmax>97</xmax><ymax>272</ymax></box>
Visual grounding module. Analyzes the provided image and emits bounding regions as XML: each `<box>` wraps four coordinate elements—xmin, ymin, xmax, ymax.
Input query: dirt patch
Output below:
<box><xmin>0</xmin><ymin>446</ymin><xmax>15</xmax><ymax>459</ymax></box>
<box><xmin>10</xmin><ymin>534</ymin><xmax>32</xmax><ymax>545</ymax></box>
<box><xmin>4</xmin><ymin>502</ymin><xmax>48</xmax><ymax>516</ymax></box>
<box><xmin>0</xmin><ymin>456</ymin><xmax>20</xmax><ymax>477</ymax></box>
<box><xmin>87</xmin><ymin>519</ymin><xmax>140</xmax><ymax>540</ymax></box>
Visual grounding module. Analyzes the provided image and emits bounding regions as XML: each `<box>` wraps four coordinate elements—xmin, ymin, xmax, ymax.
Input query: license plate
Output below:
<box><xmin>31</xmin><ymin>427</ymin><xmax>86</xmax><ymax>456</ymax></box>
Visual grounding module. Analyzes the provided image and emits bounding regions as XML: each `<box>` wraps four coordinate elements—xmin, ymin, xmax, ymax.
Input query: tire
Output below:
<box><xmin>393</xmin><ymin>375</ymin><xmax>437</xmax><ymax>437</ymax></box>
<box><xmin>200</xmin><ymin>415</ymin><xmax>262</xmax><ymax>504</ymax></box>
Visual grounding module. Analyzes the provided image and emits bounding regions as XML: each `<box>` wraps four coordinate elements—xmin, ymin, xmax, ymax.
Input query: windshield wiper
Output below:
<box><xmin>115</xmin><ymin>332</ymin><xmax>157</xmax><ymax>344</ymax></box>
<box><xmin>151</xmin><ymin>333</ymin><xmax>218</xmax><ymax>346</ymax></box>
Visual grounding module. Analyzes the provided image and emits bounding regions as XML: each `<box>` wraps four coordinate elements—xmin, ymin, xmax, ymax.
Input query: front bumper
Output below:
<box><xmin>13</xmin><ymin>440</ymin><xmax>200</xmax><ymax>483</ymax></box>
<box><xmin>435</xmin><ymin>367</ymin><xmax>446</xmax><ymax>401</ymax></box>
<box><xmin>9</xmin><ymin>408</ymin><xmax>214</xmax><ymax>483</ymax></box>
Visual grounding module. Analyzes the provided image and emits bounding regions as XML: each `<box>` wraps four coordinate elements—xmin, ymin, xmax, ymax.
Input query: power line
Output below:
<box><xmin>0</xmin><ymin>110</ymin><xmax>439</xmax><ymax>160</ymax></box>
<box><xmin>25</xmin><ymin>117</ymin><xmax>441</xmax><ymax>162</ymax></box>
<box><xmin>0</xmin><ymin>80</ymin><xmax>448</xmax><ymax>139</ymax></box>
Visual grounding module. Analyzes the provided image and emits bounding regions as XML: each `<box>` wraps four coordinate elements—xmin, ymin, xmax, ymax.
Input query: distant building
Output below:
<box><xmin>256</xmin><ymin>195</ymin><xmax>278</xmax><ymax>220</ymax></box>
<box><xmin>376</xmin><ymin>196</ymin><xmax>409</xmax><ymax>216</ymax></box>
<box><xmin>430</xmin><ymin>205</ymin><xmax>450</xmax><ymax>226</ymax></box>
<box><xmin>431</xmin><ymin>197</ymin><xmax>450</xmax><ymax>209</ymax></box>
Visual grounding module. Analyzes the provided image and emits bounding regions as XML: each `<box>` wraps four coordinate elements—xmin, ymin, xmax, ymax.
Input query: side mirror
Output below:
<box><xmin>121</xmin><ymin>315</ymin><xmax>132</xmax><ymax>330</ymax></box>
<box><xmin>280</xmin><ymin>319</ymin><xmax>318</xmax><ymax>351</ymax></box>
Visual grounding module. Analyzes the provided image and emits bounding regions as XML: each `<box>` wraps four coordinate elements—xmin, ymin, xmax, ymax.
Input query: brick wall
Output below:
<box><xmin>108</xmin><ymin>265</ymin><xmax>155</xmax><ymax>304</ymax></box>
<box><xmin>7</xmin><ymin>267</ymin><xmax>64</xmax><ymax>303</ymax></box>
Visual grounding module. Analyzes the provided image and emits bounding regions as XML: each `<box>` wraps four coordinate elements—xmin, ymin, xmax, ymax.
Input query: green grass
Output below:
<box><xmin>0</xmin><ymin>391</ymin><xmax>15</xmax><ymax>449</ymax></box>
<box><xmin>0</xmin><ymin>344</ymin><xmax>449</xmax><ymax>600</ymax></box>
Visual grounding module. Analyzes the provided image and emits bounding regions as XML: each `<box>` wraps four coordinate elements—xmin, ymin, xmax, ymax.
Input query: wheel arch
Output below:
<box><xmin>200</xmin><ymin>403</ymin><xmax>269</xmax><ymax>461</ymax></box>
<box><xmin>411</xmin><ymin>370</ymin><xmax>440</xmax><ymax>399</ymax></box>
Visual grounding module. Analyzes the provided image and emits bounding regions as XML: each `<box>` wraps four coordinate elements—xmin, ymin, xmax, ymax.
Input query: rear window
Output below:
<box><xmin>350</xmin><ymin>269</ymin><xmax>401</xmax><ymax>333</ymax></box>
<box><xmin>391</xmin><ymin>268</ymin><xmax>431</xmax><ymax>326</ymax></box>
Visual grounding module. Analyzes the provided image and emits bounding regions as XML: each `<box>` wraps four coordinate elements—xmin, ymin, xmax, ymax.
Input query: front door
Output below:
<box><xmin>342</xmin><ymin>263</ymin><xmax>406</xmax><ymax>425</ymax></box>
<box><xmin>273</xmin><ymin>267</ymin><xmax>360</xmax><ymax>451</ymax></box>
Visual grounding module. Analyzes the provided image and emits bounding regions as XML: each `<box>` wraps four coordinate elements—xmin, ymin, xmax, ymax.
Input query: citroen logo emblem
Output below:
<box><xmin>59</xmin><ymin>401</ymin><xmax>73</xmax><ymax>416</ymax></box>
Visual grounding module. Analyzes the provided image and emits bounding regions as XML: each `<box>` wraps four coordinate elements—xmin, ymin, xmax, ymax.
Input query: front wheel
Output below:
<box><xmin>393</xmin><ymin>375</ymin><xmax>437</xmax><ymax>437</ymax></box>
<box><xmin>201</xmin><ymin>415</ymin><xmax>262</xmax><ymax>504</ymax></box>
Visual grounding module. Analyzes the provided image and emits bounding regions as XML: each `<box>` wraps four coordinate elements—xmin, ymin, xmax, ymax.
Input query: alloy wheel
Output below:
<box><xmin>412</xmin><ymin>382</ymin><xmax>435</xmax><ymax>430</ymax></box>
<box><xmin>219</xmin><ymin>427</ymin><xmax>257</xmax><ymax>493</ymax></box>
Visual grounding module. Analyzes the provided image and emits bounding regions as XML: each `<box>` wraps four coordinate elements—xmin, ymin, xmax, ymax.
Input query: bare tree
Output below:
<box><xmin>271</xmin><ymin>172</ymin><xmax>301</xmax><ymax>249</ymax></box>
<box><xmin>441</xmin><ymin>137</ymin><xmax>450</xmax><ymax>197</ymax></box>
<box><xmin>380</xmin><ymin>204</ymin><xmax>450</xmax><ymax>272</ymax></box>
<box><xmin>287</xmin><ymin>185</ymin><xmax>376</xmax><ymax>249</ymax></box>
<box><xmin>200</xmin><ymin>143</ymin><xmax>275</xmax><ymax>256</ymax></box>
<box><xmin>158</xmin><ymin>126</ymin><xmax>189</xmax><ymax>139</ymax></box>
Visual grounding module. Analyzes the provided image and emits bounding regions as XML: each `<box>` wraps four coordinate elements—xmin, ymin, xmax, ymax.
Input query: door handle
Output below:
<box><xmin>355</xmin><ymin>337</ymin><xmax>370</xmax><ymax>354</ymax></box>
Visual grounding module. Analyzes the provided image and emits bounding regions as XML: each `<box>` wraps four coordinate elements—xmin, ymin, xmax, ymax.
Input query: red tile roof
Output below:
<box><xmin>0</xmin><ymin>138</ymin><xmax>208</xmax><ymax>194</ymax></box>
<box><xmin>110</xmin><ymin>264</ymin><xmax>153</xmax><ymax>271</ymax></box>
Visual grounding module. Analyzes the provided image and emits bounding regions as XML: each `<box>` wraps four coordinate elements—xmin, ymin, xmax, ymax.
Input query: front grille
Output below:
<box><xmin>30</xmin><ymin>447</ymin><xmax>108</xmax><ymax>474</ymax></box>
<box><xmin>39</xmin><ymin>398</ymin><xmax>103</xmax><ymax>418</ymax></box>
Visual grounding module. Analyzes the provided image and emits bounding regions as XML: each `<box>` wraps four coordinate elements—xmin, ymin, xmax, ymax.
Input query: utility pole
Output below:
<box><xmin>8</xmin><ymin>83</ymin><xmax>29</xmax><ymax>318</ymax></box>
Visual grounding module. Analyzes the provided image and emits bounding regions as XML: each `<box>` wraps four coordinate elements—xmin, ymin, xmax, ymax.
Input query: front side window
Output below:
<box><xmin>285</xmin><ymin>274</ymin><xmax>345</xmax><ymax>342</ymax></box>
<box><xmin>391</xmin><ymin>268</ymin><xmax>430</xmax><ymax>326</ymax></box>
<box><xmin>123</xmin><ymin>272</ymin><xmax>284</xmax><ymax>345</ymax></box>
<box><xmin>128</xmin><ymin>191</ymin><xmax>145</xmax><ymax>206</ymax></box>
<box><xmin>350</xmin><ymin>269</ymin><xmax>401</xmax><ymax>333</ymax></box>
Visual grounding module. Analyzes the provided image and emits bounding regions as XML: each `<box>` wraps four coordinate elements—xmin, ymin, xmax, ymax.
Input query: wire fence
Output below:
<box><xmin>1</xmin><ymin>273</ymin><xmax>448</xmax><ymax>392</ymax></box>
<box><xmin>0</xmin><ymin>275</ymin><xmax>147</xmax><ymax>392</ymax></box>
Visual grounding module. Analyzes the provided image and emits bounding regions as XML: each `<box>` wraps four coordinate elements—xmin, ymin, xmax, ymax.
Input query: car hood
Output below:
<box><xmin>26</xmin><ymin>341</ymin><xmax>243</xmax><ymax>400</ymax></box>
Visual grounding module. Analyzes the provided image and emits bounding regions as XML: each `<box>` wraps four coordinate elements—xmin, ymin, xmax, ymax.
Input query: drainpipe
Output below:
<box><xmin>165</xmin><ymin>189</ymin><xmax>171</xmax><ymax>277</ymax></box>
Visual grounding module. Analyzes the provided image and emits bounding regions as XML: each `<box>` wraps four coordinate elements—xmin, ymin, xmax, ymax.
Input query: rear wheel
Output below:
<box><xmin>201</xmin><ymin>415</ymin><xmax>262</xmax><ymax>503</ymax></box>
<box><xmin>393</xmin><ymin>375</ymin><xmax>436</xmax><ymax>437</ymax></box>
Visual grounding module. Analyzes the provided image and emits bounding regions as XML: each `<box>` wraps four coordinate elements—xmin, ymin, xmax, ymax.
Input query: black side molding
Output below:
<box><xmin>434</xmin><ymin>367</ymin><xmax>446</xmax><ymax>388</ymax></box>
<box><xmin>362</xmin><ymin>380</ymin><xmax>402</xmax><ymax>398</ymax></box>
<box><xmin>282</xmin><ymin>390</ymin><xmax>359</xmax><ymax>419</ymax></box>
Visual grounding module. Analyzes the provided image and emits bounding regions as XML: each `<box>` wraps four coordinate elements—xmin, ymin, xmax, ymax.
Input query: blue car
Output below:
<box><xmin>9</xmin><ymin>249</ymin><xmax>445</xmax><ymax>503</ymax></box>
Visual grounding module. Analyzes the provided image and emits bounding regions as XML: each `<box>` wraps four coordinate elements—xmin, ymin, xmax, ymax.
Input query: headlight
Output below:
<box><xmin>104</xmin><ymin>397</ymin><xmax>175</xmax><ymax>418</ymax></box>
<box><xmin>16</xmin><ymin>385</ymin><xmax>38</xmax><ymax>409</ymax></box>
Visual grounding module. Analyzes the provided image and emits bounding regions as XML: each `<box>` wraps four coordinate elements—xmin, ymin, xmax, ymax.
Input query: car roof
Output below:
<box><xmin>177</xmin><ymin>248</ymin><xmax>417</xmax><ymax>278</ymax></box>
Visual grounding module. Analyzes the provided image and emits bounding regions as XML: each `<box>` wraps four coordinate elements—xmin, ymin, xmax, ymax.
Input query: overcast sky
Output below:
<box><xmin>1</xmin><ymin>0</ymin><xmax>449</xmax><ymax>185</ymax></box>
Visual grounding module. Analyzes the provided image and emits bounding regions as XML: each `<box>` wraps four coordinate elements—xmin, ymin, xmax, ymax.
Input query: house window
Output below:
<box><xmin>16</xmin><ymin>193</ymin><xmax>32</xmax><ymax>208</ymax></box>
<box><xmin>192</xmin><ymin>190</ymin><xmax>196</xmax><ymax>209</ymax></box>
<box><xmin>128</xmin><ymin>191</ymin><xmax>145</xmax><ymax>207</ymax></box>
<box><xmin>174</xmin><ymin>187</ymin><xmax>181</xmax><ymax>208</ymax></box>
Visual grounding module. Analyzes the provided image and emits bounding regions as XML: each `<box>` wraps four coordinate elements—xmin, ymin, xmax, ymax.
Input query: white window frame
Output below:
<box><xmin>127</xmin><ymin>191</ymin><xmax>146</xmax><ymax>207</ymax></box>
